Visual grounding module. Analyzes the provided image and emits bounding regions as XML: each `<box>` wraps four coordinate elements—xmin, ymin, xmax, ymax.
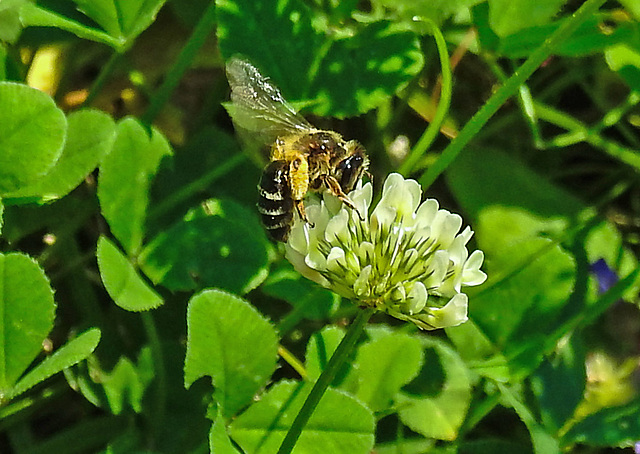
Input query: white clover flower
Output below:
<box><xmin>285</xmin><ymin>173</ymin><xmax>487</xmax><ymax>330</ymax></box>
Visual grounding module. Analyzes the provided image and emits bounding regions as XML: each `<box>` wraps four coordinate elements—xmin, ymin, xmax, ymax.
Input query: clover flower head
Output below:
<box><xmin>285</xmin><ymin>173</ymin><xmax>487</xmax><ymax>330</ymax></box>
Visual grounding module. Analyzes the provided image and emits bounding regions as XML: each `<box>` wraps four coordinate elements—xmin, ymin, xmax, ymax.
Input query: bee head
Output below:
<box><xmin>336</xmin><ymin>141</ymin><xmax>369</xmax><ymax>193</ymax></box>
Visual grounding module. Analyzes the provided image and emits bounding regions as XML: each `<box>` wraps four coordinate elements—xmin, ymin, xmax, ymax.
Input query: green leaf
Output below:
<box><xmin>310</xmin><ymin>21</ymin><xmax>424</xmax><ymax>117</ymax></box>
<box><xmin>262</xmin><ymin>263</ymin><xmax>339</xmax><ymax>321</ymax></box>
<box><xmin>497</xmin><ymin>16</ymin><xmax>637</xmax><ymax>58</ymax></box>
<box><xmin>446</xmin><ymin>148</ymin><xmax>584</xmax><ymax>220</ymax></box>
<box><xmin>139</xmin><ymin>199</ymin><xmax>270</xmax><ymax>294</ymax></box>
<box><xmin>530</xmin><ymin>336</ymin><xmax>586</xmax><ymax>433</ymax></box>
<box><xmin>210</xmin><ymin>406</ymin><xmax>241</xmax><ymax>454</ymax></box>
<box><xmin>488</xmin><ymin>0</ymin><xmax>567</xmax><ymax>37</ymax></box>
<box><xmin>0</xmin><ymin>252</ymin><xmax>56</xmax><ymax>393</ymax></box>
<box><xmin>471</xmin><ymin>220</ymin><xmax>576</xmax><ymax>375</ymax></box>
<box><xmin>71</xmin><ymin>0</ymin><xmax>168</xmax><ymax>48</ymax></box>
<box><xmin>397</xmin><ymin>337</ymin><xmax>472</xmax><ymax>441</ymax></box>
<box><xmin>98</xmin><ymin>117</ymin><xmax>172</xmax><ymax>255</ymax></box>
<box><xmin>184</xmin><ymin>289</ymin><xmax>278</xmax><ymax>418</ymax></box>
<box><xmin>97</xmin><ymin>236</ymin><xmax>163</xmax><ymax>312</ymax></box>
<box><xmin>9</xmin><ymin>328</ymin><xmax>100</xmax><ymax>400</ymax></box>
<box><xmin>351</xmin><ymin>330</ymin><xmax>423</xmax><ymax>412</ymax></box>
<box><xmin>217</xmin><ymin>0</ymin><xmax>423</xmax><ymax>117</ymax></box>
<box><xmin>605</xmin><ymin>43</ymin><xmax>640</xmax><ymax>92</ymax></box>
<box><xmin>562</xmin><ymin>397</ymin><xmax>640</xmax><ymax>447</ymax></box>
<box><xmin>18</xmin><ymin>3</ymin><xmax>119</xmax><ymax>47</ymax></box>
<box><xmin>7</xmin><ymin>109</ymin><xmax>116</xmax><ymax>201</ymax></box>
<box><xmin>229</xmin><ymin>380</ymin><xmax>375</xmax><ymax>454</ymax></box>
<box><xmin>0</xmin><ymin>0</ymin><xmax>23</xmax><ymax>43</ymax></box>
<box><xmin>305</xmin><ymin>326</ymin><xmax>348</xmax><ymax>383</ymax></box>
<box><xmin>0</xmin><ymin>198</ymin><xmax>3</xmax><ymax>235</ymax></box>
<box><xmin>0</xmin><ymin>82</ymin><xmax>66</xmax><ymax>195</ymax></box>
<box><xmin>102</xmin><ymin>347</ymin><xmax>154</xmax><ymax>414</ymax></box>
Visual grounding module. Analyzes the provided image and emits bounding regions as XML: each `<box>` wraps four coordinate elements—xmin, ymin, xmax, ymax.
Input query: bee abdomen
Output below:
<box><xmin>258</xmin><ymin>160</ymin><xmax>294</xmax><ymax>241</ymax></box>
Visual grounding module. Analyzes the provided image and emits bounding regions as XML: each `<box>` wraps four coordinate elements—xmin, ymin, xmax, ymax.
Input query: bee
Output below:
<box><xmin>224</xmin><ymin>57</ymin><xmax>370</xmax><ymax>242</ymax></box>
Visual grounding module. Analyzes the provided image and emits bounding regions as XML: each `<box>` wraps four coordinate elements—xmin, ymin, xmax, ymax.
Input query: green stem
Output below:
<box><xmin>398</xmin><ymin>19</ymin><xmax>452</xmax><ymax>176</ymax></box>
<box><xmin>141</xmin><ymin>2</ymin><xmax>218</xmax><ymax>125</ymax></box>
<box><xmin>276</xmin><ymin>307</ymin><xmax>375</xmax><ymax>454</ymax></box>
<box><xmin>419</xmin><ymin>0</ymin><xmax>608</xmax><ymax>189</ymax></box>
<box><xmin>83</xmin><ymin>51</ymin><xmax>123</xmax><ymax>107</ymax></box>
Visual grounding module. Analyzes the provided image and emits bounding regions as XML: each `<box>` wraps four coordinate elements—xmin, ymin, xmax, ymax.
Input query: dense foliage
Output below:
<box><xmin>0</xmin><ymin>0</ymin><xmax>639</xmax><ymax>453</ymax></box>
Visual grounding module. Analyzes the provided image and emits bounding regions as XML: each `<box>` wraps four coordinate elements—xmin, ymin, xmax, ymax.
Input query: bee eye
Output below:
<box><xmin>337</xmin><ymin>154</ymin><xmax>365</xmax><ymax>192</ymax></box>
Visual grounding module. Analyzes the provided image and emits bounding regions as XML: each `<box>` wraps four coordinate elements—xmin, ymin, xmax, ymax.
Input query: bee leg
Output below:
<box><xmin>322</xmin><ymin>176</ymin><xmax>365</xmax><ymax>221</ymax></box>
<box><xmin>294</xmin><ymin>199</ymin><xmax>315</xmax><ymax>228</ymax></box>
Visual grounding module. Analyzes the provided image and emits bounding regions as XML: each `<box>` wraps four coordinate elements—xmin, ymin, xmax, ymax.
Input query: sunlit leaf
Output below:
<box><xmin>71</xmin><ymin>0</ymin><xmax>168</xmax><ymax>47</ymax></box>
<box><xmin>0</xmin><ymin>253</ymin><xmax>56</xmax><ymax>394</ymax></box>
<box><xmin>98</xmin><ymin>117</ymin><xmax>172</xmax><ymax>255</ymax></box>
<box><xmin>397</xmin><ymin>337</ymin><xmax>472</xmax><ymax>441</ymax></box>
<box><xmin>97</xmin><ymin>236</ymin><xmax>163</xmax><ymax>312</ymax></box>
<box><xmin>217</xmin><ymin>0</ymin><xmax>422</xmax><ymax>117</ymax></box>
<box><xmin>0</xmin><ymin>82</ymin><xmax>66</xmax><ymax>195</ymax></box>
<box><xmin>488</xmin><ymin>0</ymin><xmax>567</xmax><ymax>37</ymax></box>
<box><xmin>7</xmin><ymin>109</ymin><xmax>116</xmax><ymax>201</ymax></box>
<box><xmin>229</xmin><ymin>381</ymin><xmax>375</xmax><ymax>453</ymax></box>
<box><xmin>9</xmin><ymin>328</ymin><xmax>100</xmax><ymax>400</ymax></box>
<box><xmin>184</xmin><ymin>289</ymin><xmax>278</xmax><ymax>417</ymax></box>
<box><xmin>351</xmin><ymin>330</ymin><xmax>423</xmax><ymax>412</ymax></box>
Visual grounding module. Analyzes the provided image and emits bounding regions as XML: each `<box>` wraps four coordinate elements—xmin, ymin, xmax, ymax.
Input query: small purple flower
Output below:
<box><xmin>590</xmin><ymin>259</ymin><xmax>618</xmax><ymax>294</ymax></box>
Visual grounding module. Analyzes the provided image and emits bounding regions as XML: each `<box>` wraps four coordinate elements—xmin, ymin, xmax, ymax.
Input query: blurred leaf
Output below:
<box><xmin>397</xmin><ymin>337</ymin><xmax>472</xmax><ymax>441</ymax></box>
<box><xmin>530</xmin><ymin>337</ymin><xmax>586</xmax><ymax>433</ymax></box>
<box><xmin>7</xmin><ymin>109</ymin><xmax>116</xmax><ymax>201</ymax></box>
<box><xmin>9</xmin><ymin>328</ymin><xmax>100</xmax><ymax>400</ymax></box>
<box><xmin>488</xmin><ymin>0</ymin><xmax>567</xmax><ymax>37</ymax></box>
<box><xmin>98</xmin><ymin>117</ymin><xmax>172</xmax><ymax>255</ymax></box>
<box><xmin>71</xmin><ymin>0</ymin><xmax>168</xmax><ymax>48</ymax></box>
<box><xmin>446</xmin><ymin>148</ymin><xmax>584</xmax><ymax>220</ymax></box>
<box><xmin>562</xmin><ymin>397</ymin><xmax>640</xmax><ymax>448</ymax></box>
<box><xmin>498</xmin><ymin>16</ymin><xmax>637</xmax><ymax>58</ymax></box>
<box><xmin>139</xmin><ymin>198</ymin><xmax>270</xmax><ymax>294</ymax></box>
<box><xmin>102</xmin><ymin>347</ymin><xmax>153</xmax><ymax>414</ymax></box>
<box><xmin>0</xmin><ymin>82</ymin><xmax>66</xmax><ymax>195</ymax></box>
<box><xmin>471</xmin><ymin>223</ymin><xmax>576</xmax><ymax>375</ymax></box>
<box><xmin>97</xmin><ymin>236</ymin><xmax>163</xmax><ymax>312</ymax></box>
<box><xmin>0</xmin><ymin>0</ymin><xmax>23</xmax><ymax>43</ymax></box>
<box><xmin>184</xmin><ymin>289</ymin><xmax>278</xmax><ymax>418</ymax></box>
<box><xmin>229</xmin><ymin>380</ymin><xmax>375</xmax><ymax>453</ymax></box>
<box><xmin>373</xmin><ymin>0</ymin><xmax>484</xmax><ymax>26</ymax></box>
<box><xmin>605</xmin><ymin>43</ymin><xmax>640</xmax><ymax>92</ymax></box>
<box><xmin>351</xmin><ymin>331</ymin><xmax>423</xmax><ymax>412</ymax></box>
<box><xmin>217</xmin><ymin>0</ymin><xmax>423</xmax><ymax>117</ymax></box>
<box><xmin>262</xmin><ymin>263</ymin><xmax>339</xmax><ymax>321</ymax></box>
<box><xmin>619</xmin><ymin>0</ymin><xmax>640</xmax><ymax>20</ymax></box>
<box><xmin>0</xmin><ymin>253</ymin><xmax>56</xmax><ymax>394</ymax></box>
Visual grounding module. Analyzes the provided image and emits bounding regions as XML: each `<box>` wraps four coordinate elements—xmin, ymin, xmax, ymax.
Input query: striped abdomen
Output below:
<box><xmin>257</xmin><ymin>160</ymin><xmax>294</xmax><ymax>242</ymax></box>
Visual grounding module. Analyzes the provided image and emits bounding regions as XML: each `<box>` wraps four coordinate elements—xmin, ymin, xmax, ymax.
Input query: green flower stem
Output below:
<box><xmin>419</xmin><ymin>0</ymin><xmax>608</xmax><ymax>189</ymax></box>
<box><xmin>83</xmin><ymin>51</ymin><xmax>123</xmax><ymax>107</ymax></box>
<box><xmin>398</xmin><ymin>19</ymin><xmax>452</xmax><ymax>176</ymax></box>
<box><xmin>276</xmin><ymin>307</ymin><xmax>375</xmax><ymax>454</ymax></box>
<box><xmin>141</xmin><ymin>2</ymin><xmax>217</xmax><ymax>125</ymax></box>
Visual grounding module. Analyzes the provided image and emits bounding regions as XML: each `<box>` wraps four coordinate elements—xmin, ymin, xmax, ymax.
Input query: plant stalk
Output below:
<box><xmin>276</xmin><ymin>307</ymin><xmax>375</xmax><ymax>454</ymax></box>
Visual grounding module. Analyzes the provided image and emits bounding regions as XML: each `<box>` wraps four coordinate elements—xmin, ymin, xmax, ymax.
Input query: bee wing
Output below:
<box><xmin>224</xmin><ymin>57</ymin><xmax>314</xmax><ymax>147</ymax></box>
